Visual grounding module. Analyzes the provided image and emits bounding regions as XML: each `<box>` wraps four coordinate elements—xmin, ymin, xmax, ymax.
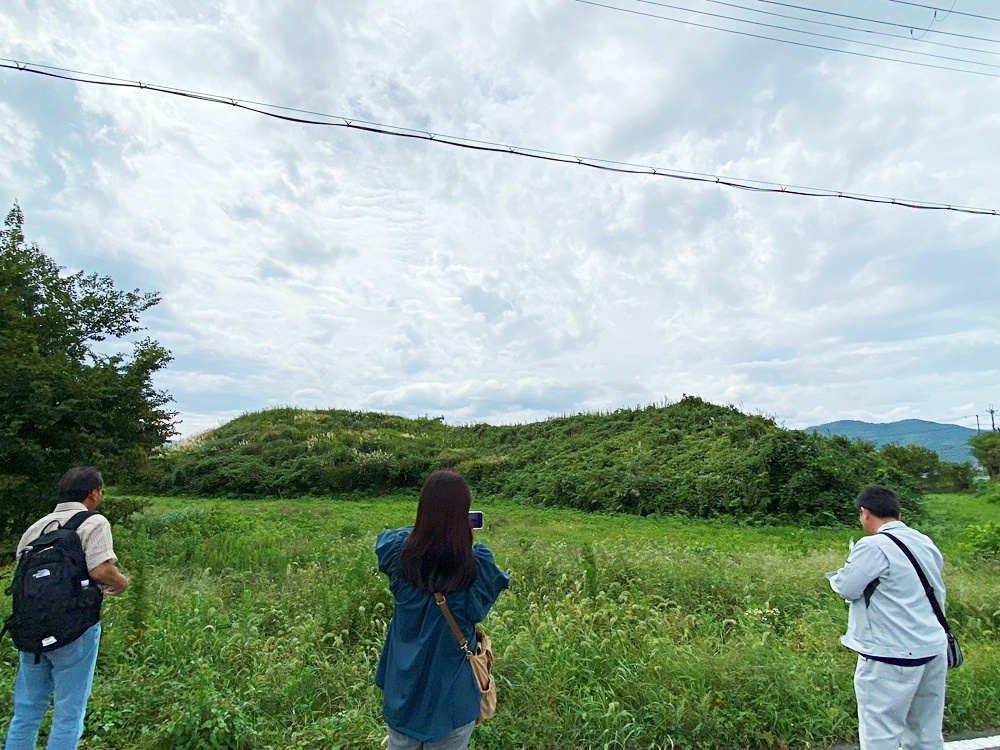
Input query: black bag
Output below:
<box><xmin>1</xmin><ymin>511</ymin><xmax>103</xmax><ymax>663</ymax></box>
<box><xmin>945</xmin><ymin>632</ymin><xmax>963</xmax><ymax>669</ymax></box>
<box><xmin>882</xmin><ymin>532</ymin><xmax>963</xmax><ymax>669</ymax></box>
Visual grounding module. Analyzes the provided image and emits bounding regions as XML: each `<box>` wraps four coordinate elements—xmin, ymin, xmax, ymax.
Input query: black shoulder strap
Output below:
<box><xmin>880</xmin><ymin>531</ymin><xmax>950</xmax><ymax>635</ymax></box>
<box><xmin>29</xmin><ymin>510</ymin><xmax>98</xmax><ymax>547</ymax></box>
<box><xmin>61</xmin><ymin>511</ymin><xmax>98</xmax><ymax>532</ymax></box>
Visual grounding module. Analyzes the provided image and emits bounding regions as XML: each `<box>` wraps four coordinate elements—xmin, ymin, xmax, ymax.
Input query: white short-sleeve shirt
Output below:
<box><xmin>16</xmin><ymin>502</ymin><xmax>117</xmax><ymax>572</ymax></box>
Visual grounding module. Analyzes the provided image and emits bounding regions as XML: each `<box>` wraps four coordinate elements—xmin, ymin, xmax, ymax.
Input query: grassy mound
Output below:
<box><xmin>138</xmin><ymin>396</ymin><xmax>920</xmax><ymax>525</ymax></box>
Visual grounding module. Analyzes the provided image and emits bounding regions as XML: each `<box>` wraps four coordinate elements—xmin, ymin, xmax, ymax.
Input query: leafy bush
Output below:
<box><xmin>969</xmin><ymin>431</ymin><xmax>1000</xmax><ymax>480</ymax></box>
<box><xmin>879</xmin><ymin>443</ymin><xmax>975</xmax><ymax>493</ymax></box>
<box><xmin>964</xmin><ymin>522</ymin><xmax>1000</xmax><ymax>561</ymax></box>
<box><xmin>128</xmin><ymin>397</ymin><xmax>921</xmax><ymax>526</ymax></box>
<box><xmin>976</xmin><ymin>480</ymin><xmax>1000</xmax><ymax>505</ymax></box>
<box><xmin>99</xmin><ymin>495</ymin><xmax>152</xmax><ymax>528</ymax></box>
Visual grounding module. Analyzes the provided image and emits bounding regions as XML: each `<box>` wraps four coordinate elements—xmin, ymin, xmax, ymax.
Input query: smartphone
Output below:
<box><xmin>468</xmin><ymin>510</ymin><xmax>484</xmax><ymax>529</ymax></box>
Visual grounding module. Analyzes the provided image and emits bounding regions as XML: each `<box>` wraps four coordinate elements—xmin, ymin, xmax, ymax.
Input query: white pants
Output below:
<box><xmin>854</xmin><ymin>652</ymin><xmax>947</xmax><ymax>750</ymax></box>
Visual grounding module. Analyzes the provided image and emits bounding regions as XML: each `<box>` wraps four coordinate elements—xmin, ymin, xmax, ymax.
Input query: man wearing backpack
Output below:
<box><xmin>3</xmin><ymin>466</ymin><xmax>127</xmax><ymax>750</ymax></box>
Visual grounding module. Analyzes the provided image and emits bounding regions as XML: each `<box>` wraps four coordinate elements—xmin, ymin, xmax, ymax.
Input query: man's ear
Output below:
<box><xmin>83</xmin><ymin>488</ymin><xmax>100</xmax><ymax>510</ymax></box>
<box><xmin>858</xmin><ymin>507</ymin><xmax>871</xmax><ymax>531</ymax></box>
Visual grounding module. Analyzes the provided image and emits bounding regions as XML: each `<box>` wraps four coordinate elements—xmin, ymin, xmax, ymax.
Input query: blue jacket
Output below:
<box><xmin>374</xmin><ymin>527</ymin><xmax>510</xmax><ymax>741</ymax></box>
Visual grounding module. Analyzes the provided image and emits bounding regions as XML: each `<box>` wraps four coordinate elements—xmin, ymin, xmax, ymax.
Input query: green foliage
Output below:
<box><xmin>137</xmin><ymin>397</ymin><xmax>920</xmax><ymax>526</ymax></box>
<box><xmin>809</xmin><ymin>419</ymin><xmax>976</xmax><ymax>465</ymax></box>
<box><xmin>969</xmin><ymin>432</ymin><xmax>1000</xmax><ymax>480</ymax></box>
<box><xmin>0</xmin><ymin>204</ymin><xmax>175</xmax><ymax>538</ymax></box>
<box><xmin>963</xmin><ymin>521</ymin><xmax>1000</xmax><ymax>562</ymax></box>
<box><xmin>98</xmin><ymin>495</ymin><xmax>153</xmax><ymax>528</ymax></box>
<box><xmin>3</xmin><ymin>492</ymin><xmax>997</xmax><ymax>749</ymax></box>
<box><xmin>978</xmin><ymin>480</ymin><xmax>1000</xmax><ymax>505</ymax></box>
<box><xmin>473</xmin><ymin>400</ymin><xmax>922</xmax><ymax>525</ymax></box>
<box><xmin>879</xmin><ymin>443</ymin><xmax>975</xmax><ymax>493</ymax></box>
<box><xmin>145</xmin><ymin>408</ymin><xmax>455</xmax><ymax>499</ymax></box>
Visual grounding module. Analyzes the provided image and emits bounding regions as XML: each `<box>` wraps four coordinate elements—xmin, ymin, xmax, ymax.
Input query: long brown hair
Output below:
<box><xmin>399</xmin><ymin>470</ymin><xmax>477</xmax><ymax>593</ymax></box>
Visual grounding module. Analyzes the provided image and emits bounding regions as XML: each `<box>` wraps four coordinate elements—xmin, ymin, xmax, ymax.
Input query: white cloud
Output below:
<box><xmin>2</xmin><ymin>0</ymin><xmax>997</xmax><ymax>438</ymax></box>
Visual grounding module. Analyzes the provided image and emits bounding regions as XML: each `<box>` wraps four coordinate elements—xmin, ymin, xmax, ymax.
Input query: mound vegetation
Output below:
<box><xmin>137</xmin><ymin>397</ymin><xmax>921</xmax><ymax>525</ymax></box>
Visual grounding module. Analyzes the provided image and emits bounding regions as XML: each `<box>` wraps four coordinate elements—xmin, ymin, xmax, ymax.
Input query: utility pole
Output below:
<box><xmin>976</xmin><ymin>414</ymin><xmax>981</xmax><ymax>433</ymax></box>
<box><xmin>989</xmin><ymin>404</ymin><xmax>997</xmax><ymax>432</ymax></box>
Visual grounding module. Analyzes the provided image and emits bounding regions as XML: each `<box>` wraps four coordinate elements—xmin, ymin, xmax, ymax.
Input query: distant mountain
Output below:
<box><xmin>803</xmin><ymin>419</ymin><xmax>978</xmax><ymax>465</ymax></box>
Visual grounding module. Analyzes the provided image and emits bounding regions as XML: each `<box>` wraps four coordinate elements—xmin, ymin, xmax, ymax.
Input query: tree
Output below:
<box><xmin>879</xmin><ymin>443</ymin><xmax>942</xmax><ymax>486</ymax></box>
<box><xmin>879</xmin><ymin>442</ymin><xmax>974</xmax><ymax>492</ymax></box>
<box><xmin>969</xmin><ymin>431</ymin><xmax>1000</xmax><ymax>481</ymax></box>
<box><xmin>1</xmin><ymin>203</ymin><xmax>175</xmax><ymax>539</ymax></box>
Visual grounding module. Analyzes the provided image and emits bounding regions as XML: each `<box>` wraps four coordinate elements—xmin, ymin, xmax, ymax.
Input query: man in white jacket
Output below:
<box><xmin>828</xmin><ymin>485</ymin><xmax>948</xmax><ymax>750</ymax></box>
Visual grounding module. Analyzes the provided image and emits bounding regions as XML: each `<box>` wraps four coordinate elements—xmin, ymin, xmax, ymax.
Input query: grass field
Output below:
<box><xmin>1</xmin><ymin>492</ymin><xmax>998</xmax><ymax>749</ymax></box>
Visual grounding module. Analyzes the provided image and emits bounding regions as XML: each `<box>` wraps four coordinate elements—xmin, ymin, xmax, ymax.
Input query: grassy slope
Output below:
<box><xmin>0</xmin><ymin>492</ymin><xmax>997</xmax><ymax>749</ymax></box>
<box><xmin>141</xmin><ymin>399</ymin><xmax>923</xmax><ymax>526</ymax></box>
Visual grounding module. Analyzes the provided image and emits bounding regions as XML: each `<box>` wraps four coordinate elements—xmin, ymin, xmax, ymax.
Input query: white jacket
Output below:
<box><xmin>829</xmin><ymin>520</ymin><xmax>948</xmax><ymax>659</ymax></box>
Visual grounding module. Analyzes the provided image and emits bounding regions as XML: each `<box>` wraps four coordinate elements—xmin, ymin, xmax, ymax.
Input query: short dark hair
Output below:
<box><xmin>57</xmin><ymin>466</ymin><xmax>103</xmax><ymax>504</ymax></box>
<box><xmin>399</xmin><ymin>470</ymin><xmax>477</xmax><ymax>593</ymax></box>
<box><xmin>855</xmin><ymin>485</ymin><xmax>900</xmax><ymax>519</ymax></box>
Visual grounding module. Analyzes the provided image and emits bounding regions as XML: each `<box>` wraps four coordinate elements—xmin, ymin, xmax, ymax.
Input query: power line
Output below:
<box><xmin>621</xmin><ymin>0</ymin><xmax>1000</xmax><ymax>69</ymax></box>
<box><xmin>2</xmin><ymin>59</ymin><xmax>998</xmax><ymax>217</ymax></box>
<box><xmin>885</xmin><ymin>0</ymin><xmax>1000</xmax><ymax>23</ymax></box>
<box><xmin>701</xmin><ymin>0</ymin><xmax>1000</xmax><ymax>56</ymax></box>
<box><xmin>574</xmin><ymin>0</ymin><xmax>1000</xmax><ymax>77</ymax></box>
<box><xmin>906</xmin><ymin>0</ymin><xmax>957</xmax><ymax>42</ymax></box>
<box><xmin>757</xmin><ymin>0</ymin><xmax>1000</xmax><ymax>43</ymax></box>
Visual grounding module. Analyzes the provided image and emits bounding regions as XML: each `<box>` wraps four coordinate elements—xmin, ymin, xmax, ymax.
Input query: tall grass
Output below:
<box><xmin>1</xmin><ymin>493</ymin><xmax>997</xmax><ymax>749</ymax></box>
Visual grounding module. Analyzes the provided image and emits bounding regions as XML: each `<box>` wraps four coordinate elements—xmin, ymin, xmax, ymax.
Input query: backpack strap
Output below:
<box><xmin>60</xmin><ymin>511</ymin><xmax>99</xmax><ymax>532</ymax></box>
<box><xmin>880</xmin><ymin>531</ymin><xmax>951</xmax><ymax>635</ymax></box>
<box><xmin>24</xmin><ymin>511</ymin><xmax>99</xmax><ymax>552</ymax></box>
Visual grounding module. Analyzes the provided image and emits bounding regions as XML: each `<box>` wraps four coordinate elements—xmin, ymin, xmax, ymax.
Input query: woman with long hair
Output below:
<box><xmin>375</xmin><ymin>470</ymin><xmax>510</xmax><ymax>749</ymax></box>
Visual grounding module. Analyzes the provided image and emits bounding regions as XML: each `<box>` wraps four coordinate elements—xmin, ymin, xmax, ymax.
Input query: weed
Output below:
<box><xmin>1</xmin><ymin>492</ymin><xmax>996</xmax><ymax>749</ymax></box>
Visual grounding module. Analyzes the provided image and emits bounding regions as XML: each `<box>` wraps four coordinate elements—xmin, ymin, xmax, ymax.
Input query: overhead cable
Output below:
<box><xmin>757</xmin><ymin>0</ymin><xmax>1000</xmax><ymax>43</ymax></box>
<box><xmin>574</xmin><ymin>0</ymin><xmax>1000</xmax><ymax>76</ymax></box>
<box><xmin>701</xmin><ymin>0</ymin><xmax>1000</xmax><ymax>56</ymax></box>
<box><xmin>621</xmin><ymin>0</ymin><xmax>1000</xmax><ymax>69</ymax></box>
<box><xmin>906</xmin><ymin>0</ymin><xmax>958</xmax><ymax>42</ymax></box>
<box><xmin>1</xmin><ymin>59</ymin><xmax>997</xmax><ymax>217</ymax></box>
<box><xmin>885</xmin><ymin>0</ymin><xmax>1000</xmax><ymax>23</ymax></box>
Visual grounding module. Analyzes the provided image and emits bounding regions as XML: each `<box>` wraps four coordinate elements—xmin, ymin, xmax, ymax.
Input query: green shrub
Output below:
<box><xmin>126</xmin><ymin>398</ymin><xmax>920</xmax><ymax>526</ymax></box>
<box><xmin>963</xmin><ymin>521</ymin><xmax>1000</xmax><ymax>561</ymax></box>
<box><xmin>100</xmin><ymin>495</ymin><xmax>152</xmax><ymax>528</ymax></box>
<box><xmin>976</xmin><ymin>480</ymin><xmax>1000</xmax><ymax>505</ymax></box>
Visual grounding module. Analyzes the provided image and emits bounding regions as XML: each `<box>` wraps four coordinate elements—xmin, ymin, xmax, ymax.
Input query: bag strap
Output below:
<box><xmin>61</xmin><ymin>511</ymin><xmax>98</xmax><ymax>532</ymax></box>
<box><xmin>28</xmin><ymin>510</ymin><xmax>98</xmax><ymax>549</ymax></box>
<box><xmin>434</xmin><ymin>592</ymin><xmax>473</xmax><ymax>658</ymax></box>
<box><xmin>880</xmin><ymin>531</ymin><xmax>951</xmax><ymax>635</ymax></box>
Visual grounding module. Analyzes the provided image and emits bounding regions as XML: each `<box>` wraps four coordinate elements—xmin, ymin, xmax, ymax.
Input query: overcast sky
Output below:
<box><xmin>3</xmin><ymin>1</ymin><xmax>998</xmax><ymax>439</ymax></box>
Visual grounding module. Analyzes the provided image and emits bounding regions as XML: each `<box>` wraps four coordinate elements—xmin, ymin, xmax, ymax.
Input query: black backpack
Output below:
<box><xmin>2</xmin><ymin>511</ymin><xmax>104</xmax><ymax>663</ymax></box>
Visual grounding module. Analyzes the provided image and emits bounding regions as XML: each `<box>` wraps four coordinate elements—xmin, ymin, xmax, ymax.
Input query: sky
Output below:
<box><xmin>2</xmin><ymin>0</ymin><xmax>998</xmax><ymax>439</ymax></box>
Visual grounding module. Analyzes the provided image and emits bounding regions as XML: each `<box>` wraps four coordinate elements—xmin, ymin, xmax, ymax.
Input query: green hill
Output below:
<box><xmin>139</xmin><ymin>397</ymin><xmax>921</xmax><ymax>525</ymax></box>
<box><xmin>805</xmin><ymin>419</ymin><xmax>976</xmax><ymax>464</ymax></box>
